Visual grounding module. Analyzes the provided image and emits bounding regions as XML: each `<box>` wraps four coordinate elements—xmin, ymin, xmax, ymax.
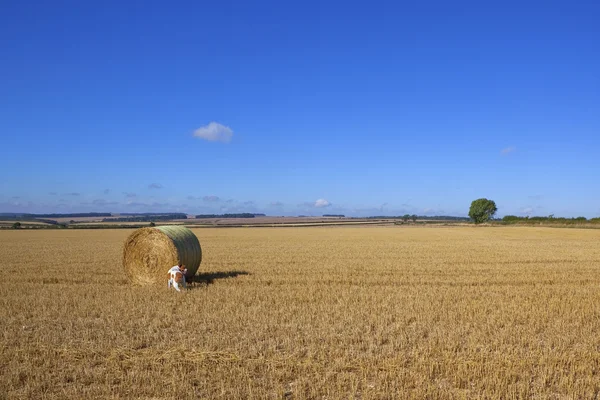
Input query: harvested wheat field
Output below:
<box><xmin>1</xmin><ymin>226</ymin><xmax>600</xmax><ymax>399</ymax></box>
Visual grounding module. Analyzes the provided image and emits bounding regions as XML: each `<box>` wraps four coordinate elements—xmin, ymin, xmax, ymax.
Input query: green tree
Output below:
<box><xmin>402</xmin><ymin>214</ymin><xmax>410</xmax><ymax>222</ymax></box>
<box><xmin>12</xmin><ymin>222</ymin><xmax>22</xmax><ymax>229</ymax></box>
<box><xmin>502</xmin><ymin>215</ymin><xmax>520</xmax><ymax>223</ymax></box>
<box><xmin>411</xmin><ymin>215</ymin><xmax>417</xmax><ymax>222</ymax></box>
<box><xmin>149</xmin><ymin>222</ymin><xmax>156</xmax><ymax>227</ymax></box>
<box><xmin>469</xmin><ymin>198</ymin><xmax>497</xmax><ymax>224</ymax></box>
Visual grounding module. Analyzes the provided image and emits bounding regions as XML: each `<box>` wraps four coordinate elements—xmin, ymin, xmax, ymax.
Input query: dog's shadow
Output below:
<box><xmin>188</xmin><ymin>270</ymin><xmax>249</xmax><ymax>288</ymax></box>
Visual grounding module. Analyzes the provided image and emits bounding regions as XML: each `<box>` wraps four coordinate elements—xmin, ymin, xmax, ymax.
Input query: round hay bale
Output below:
<box><xmin>122</xmin><ymin>225</ymin><xmax>202</xmax><ymax>285</ymax></box>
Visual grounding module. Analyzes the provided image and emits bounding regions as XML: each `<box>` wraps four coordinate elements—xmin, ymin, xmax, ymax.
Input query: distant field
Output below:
<box><xmin>51</xmin><ymin>216</ymin><xmax>107</xmax><ymax>223</ymax></box>
<box><xmin>182</xmin><ymin>216</ymin><xmax>384</xmax><ymax>225</ymax></box>
<box><xmin>1</xmin><ymin>226</ymin><xmax>600</xmax><ymax>398</ymax></box>
<box><xmin>0</xmin><ymin>220</ymin><xmax>50</xmax><ymax>225</ymax></box>
<box><xmin>73</xmin><ymin>221</ymin><xmax>184</xmax><ymax>227</ymax></box>
<box><xmin>0</xmin><ymin>220</ymin><xmax>53</xmax><ymax>227</ymax></box>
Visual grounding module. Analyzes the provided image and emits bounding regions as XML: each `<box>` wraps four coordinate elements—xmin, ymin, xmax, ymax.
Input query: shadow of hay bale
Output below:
<box><xmin>189</xmin><ymin>271</ymin><xmax>250</xmax><ymax>287</ymax></box>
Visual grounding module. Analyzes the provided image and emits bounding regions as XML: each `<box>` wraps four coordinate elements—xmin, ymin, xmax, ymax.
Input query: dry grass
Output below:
<box><xmin>1</xmin><ymin>226</ymin><xmax>600</xmax><ymax>399</ymax></box>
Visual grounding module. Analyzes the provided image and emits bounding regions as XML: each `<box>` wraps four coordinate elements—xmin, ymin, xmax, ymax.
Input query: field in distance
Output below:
<box><xmin>1</xmin><ymin>226</ymin><xmax>600</xmax><ymax>399</ymax></box>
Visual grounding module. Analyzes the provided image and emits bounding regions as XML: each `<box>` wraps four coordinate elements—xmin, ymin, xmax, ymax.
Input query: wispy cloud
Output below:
<box><xmin>125</xmin><ymin>201</ymin><xmax>146</xmax><ymax>208</ymax></box>
<box><xmin>203</xmin><ymin>195</ymin><xmax>220</xmax><ymax>202</ymax></box>
<box><xmin>49</xmin><ymin>192</ymin><xmax>57</xmax><ymax>196</ymax></box>
<box><xmin>270</xmin><ymin>201</ymin><xmax>284</xmax><ymax>207</ymax></box>
<box><xmin>314</xmin><ymin>199</ymin><xmax>331</xmax><ymax>208</ymax></box>
<box><xmin>528</xmin><ymin>194</ymin><xmax>543</xmax><ymax>200</ymax></box>
<box><xmin>103</xmin><ymin>189</ymin><xmax>110</xmax><ymax>195</ymax></box>
<box><xmin>64</xmin><ymin>192</ymin><xmax>80</xmax><ymax>196</ymax></box>
<box><xmin>92</xmin><ymin>199</ymin><xmax>118</xmax><ymax>206</ymax></box>
<box><xmin>193</xmin><ymin>122</ymin><xmax>233</xmax><ymax>143</ymax></box>
<box><xmin>123</xmin><ymin>192</ymin><xmax>137</xmax><ymax>198</ymax></box>
<box><xmin>148</xmin><ymin>183</ymin><xmax>163</xmax><ymax>190</ymax></box>
<box><xmin>501</xmin><ymin>146</ymin><xmax>516</xmax><ymax>155</ymax></box>
<box><xmin>187</xmin><ymin>195</ymin><xmax>198</xmax><ymax>201</ymax></box>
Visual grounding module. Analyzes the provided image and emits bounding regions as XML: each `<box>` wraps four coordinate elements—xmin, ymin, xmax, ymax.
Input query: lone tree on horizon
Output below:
<box><xmin>469</xmin><ymin>198</ymin><xmax>497</xmax><ymax>224</ymax></box>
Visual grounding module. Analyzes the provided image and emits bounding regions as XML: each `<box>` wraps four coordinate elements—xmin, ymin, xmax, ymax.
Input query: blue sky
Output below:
<box><xmin>1</xmin><ymin>1</ymin><xmax>598</xmax><ymax>217</ymax></box>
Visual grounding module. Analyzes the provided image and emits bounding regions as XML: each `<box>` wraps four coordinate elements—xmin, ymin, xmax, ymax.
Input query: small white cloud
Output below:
<box><xmin>521</xmin><ymin>207</ymin><xmax>534</xmax><ymax>215</ymax></box>
<box><xmin>148</xmin><ymin>183</ymin><xmax>163</xmax><ymax>190</ymax></box>
<box><xmin>123</xmin><ymin>192</ymin><xmax>137</xmax><ymax>198</ymax></box>
<box><xmin>501</xmin><ymin>146</ymin><xmax>516</xmax><ymax>155</ymax></box>
<box><xmin>270</xmin><ymin>201</ymin><xmax>284</xmax><ymax>207</ymax></box>
<box><xmin>203</xmin><ymin>195</ymin><xmax>220</xmax><ymax>202</ymax></box>
<box><xmin>314</xmin><ymin>199</ymin><xmax>331</xmax><ymax>208</ymax></box>
<box><xmin>193</xmin><ymin>122</ymin><xmax>233</xmax><ymax>143</ymax></box>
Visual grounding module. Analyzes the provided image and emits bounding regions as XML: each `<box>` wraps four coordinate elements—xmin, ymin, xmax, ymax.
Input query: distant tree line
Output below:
<box><xmin>116</xmin><ymin>213</ymin><xmax>187</xmax><ymax>217</ymax></box>
<box><xmin>323</xmin><ymin>214</ymin><xmax>345</xmax><ymax>217</ymax></box>
<box><xmin>194</xmin><ymin>213</ymin><xmax>265</xmax><ymax>219</ymax></box>
<box><xmin>1</xmin><ymin>212</ymin><xmax>112</xmax><ymax>218</ymax></box>
<box><xmin>104</xmin><ymin>213</ymin><xmax>187</xmax><ymax>222</ymax></box>
<box><xmin>502</xmin><ymin>215</ymin><xmax>599</xmax><ymax>224</ymax></box>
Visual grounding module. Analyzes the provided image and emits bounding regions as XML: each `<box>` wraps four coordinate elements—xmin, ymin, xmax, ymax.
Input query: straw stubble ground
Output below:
<box><xmin>1</xmin><ymin>227</ymin><xmax>600</xmax><ymax>399</ymax></box>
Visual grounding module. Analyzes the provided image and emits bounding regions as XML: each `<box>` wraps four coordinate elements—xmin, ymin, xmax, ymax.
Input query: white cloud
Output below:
<box><xmin>203</xmin><ymin>195</ymin><xmax>220</xmax><ymax>202</ymax></box>
<box><xmin>501</xmin><ymin>146</ymin><xmax>516</xmax><ymax>155</ymax></box>
<box><xmin>314</xmin><ymin>199</ymin><xmax>331</xmax><ymax>208</ymax></box>
<box><xmin>521</xmin><ymin>207</ymin><xmax>534</xmax><ymax>215</ymax></box>
<box><xmin>148</xmin><ymin>183</ymin><xmax>163</xmax><ymax>190</ymax></box>
<box><xmin>193</xmin><ymin>122</ymin><xmax>233</xmax><ymax>143</ymax></box>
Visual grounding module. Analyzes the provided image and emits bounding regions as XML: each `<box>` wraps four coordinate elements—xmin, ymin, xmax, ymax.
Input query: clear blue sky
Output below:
<box><xmin>1</xmin><ymin>1</ymin><xmax>598</xmax><ymax>217</ymax></box>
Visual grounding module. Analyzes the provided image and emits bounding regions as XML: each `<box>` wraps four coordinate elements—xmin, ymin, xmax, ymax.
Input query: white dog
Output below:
<box><xmin>167</xmin><ymin>264</ymin><xmax>188</xmax><ymax>292</ymax></box>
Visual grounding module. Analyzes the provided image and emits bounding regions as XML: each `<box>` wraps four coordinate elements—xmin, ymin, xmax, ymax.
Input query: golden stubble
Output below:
<box><xmin>1</xmin><ymin>226</ymin><xmax>599</xmax><ymax>399</ymax></box>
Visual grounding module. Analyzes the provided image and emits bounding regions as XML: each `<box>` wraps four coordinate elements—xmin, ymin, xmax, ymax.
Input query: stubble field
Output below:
<box><xmin>1</xmin><ymin>226</ymin><xmax>600</xmax><ymax>399</ymax></box>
